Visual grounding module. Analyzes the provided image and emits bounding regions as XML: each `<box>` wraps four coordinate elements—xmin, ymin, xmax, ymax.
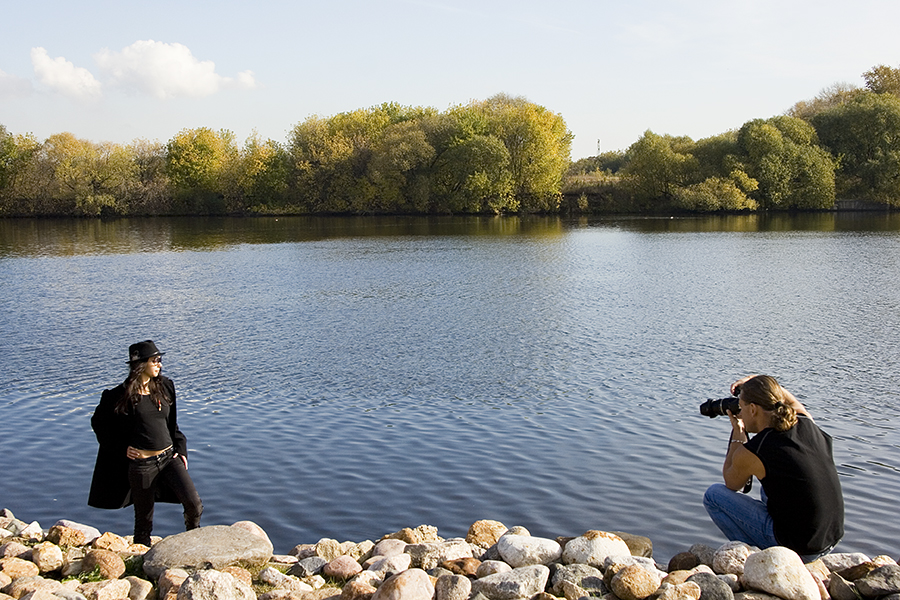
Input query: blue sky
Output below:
<box><xmin>2</xmin><ymin>0</ymin><xmax>899</xmax><ymax>159</ymax></box>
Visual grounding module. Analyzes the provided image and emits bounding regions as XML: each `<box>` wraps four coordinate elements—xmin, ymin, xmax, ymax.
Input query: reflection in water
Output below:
<box><xmin>3</xmin><ymin>212</ymin><xmax>900</xmax><ymax>258</ymax></box>
<box><xmin>0</xmin><ymin>216</ymin><xmax>570</xmax><ymax>257</ymax></box>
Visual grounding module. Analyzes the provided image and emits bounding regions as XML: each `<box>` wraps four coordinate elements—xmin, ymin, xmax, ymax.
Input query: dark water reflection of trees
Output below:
<box><xmin>2</xmin><ymin>213</ymin><xmax>900</xmax><ymax>258</ymax></box>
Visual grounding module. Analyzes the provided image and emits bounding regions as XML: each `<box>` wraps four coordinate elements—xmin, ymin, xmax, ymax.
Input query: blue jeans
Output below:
<box><xmin>704</xmin><ymin>483</ymin><xmax>778</xmax><ymax>549</ymax></box>
<box><xmin>703</xmin><ymin>483</ymin><xmax>837</xmax><ymax>562</ymax></box>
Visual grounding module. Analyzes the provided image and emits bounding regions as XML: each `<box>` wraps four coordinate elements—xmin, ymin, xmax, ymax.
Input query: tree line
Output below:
<box><xmin>0</xmin><ymin>95</ymin><xmax>571</xmax><ymax>217</ymax></box>
<box><xmin>2</xmin><ymin>65</ymin><xmax>899</xmax><ymax>218</ymax></box>
<box><xmin>566</xmin><ymin>63</ymin><xmax>900</xmax><ymax>212</ymax></box>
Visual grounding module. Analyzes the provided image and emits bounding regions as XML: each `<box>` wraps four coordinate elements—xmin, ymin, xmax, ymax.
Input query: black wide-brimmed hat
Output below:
<box><xmin>128</xmin><ymin>340</ymin><xmax>165</xmax><ymax>364</ymax></box>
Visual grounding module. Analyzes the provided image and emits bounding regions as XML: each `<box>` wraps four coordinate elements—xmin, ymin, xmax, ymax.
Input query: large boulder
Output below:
<box><xmin>741</xmin><ymin>547</ymin><xmax>819</xmax><ymax>600</ymax></box>
<box><xmin>142</xmin><ymin>525</ymin><xmax>273</xmax><ymax>579</ymax></box>
<box><xmin>561</xmin><ymin>531</ymin><xmax>630</xmax><ymax>567</ymax></box>
<box><xmin>497</xmin><ymin>534</ymin><xmax>561</xmax><ymax>567</ymax></box>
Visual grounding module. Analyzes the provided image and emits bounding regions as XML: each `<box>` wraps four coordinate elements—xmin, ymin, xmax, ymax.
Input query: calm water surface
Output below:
<box><xmin>1</xmin><ymin>214</ymin><xmax>899</xmax><ymax>562</ymax></box>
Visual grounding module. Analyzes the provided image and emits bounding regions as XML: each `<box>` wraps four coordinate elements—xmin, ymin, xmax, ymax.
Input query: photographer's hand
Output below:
<box><xmin>722</xmin><ymin>409</ymin><xmax>765</xmax><ymax>491</ymax></box>
<box><xmin>727</xmin><ymin>410</ymin><xmax>747</xmax><ymax>444</ymax></box>
<box><xmin>731</xmin><ymin>375</ymin><xmax>757</xmax><ymax>397</ymax></box>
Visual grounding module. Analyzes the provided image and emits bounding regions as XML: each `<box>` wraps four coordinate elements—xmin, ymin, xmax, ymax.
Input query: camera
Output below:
<box><xmin>699</xmin><ymin>396</ymin><xmax>741</xmax><ymax>418</ymax></box>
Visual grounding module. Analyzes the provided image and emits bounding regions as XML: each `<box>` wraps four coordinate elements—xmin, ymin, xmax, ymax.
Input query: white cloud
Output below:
<box><xmin>0</xmin><ymin>69</ymin><xmax>33</xmax><ymax>99</ymax></box>
<box><xmin>31</xmin><ymin>47</ymin><xmax>102</xmax><ymax>100</ymax></box>
<box><xmin>94</xmin><ymin>40</ymin><xmax>258</xmax><ymax>99</ymax></box>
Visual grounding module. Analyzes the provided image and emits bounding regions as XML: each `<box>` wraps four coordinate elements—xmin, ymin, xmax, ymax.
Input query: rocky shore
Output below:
<box><xmin>2</xmin><ymin>508</ymin><xmax>899</xmax><ymax>600</ymax></box>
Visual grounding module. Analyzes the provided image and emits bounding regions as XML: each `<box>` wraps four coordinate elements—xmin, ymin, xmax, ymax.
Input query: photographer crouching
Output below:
<box><xmin>701</xmin><ymin>374</ymin><xmax>844</xmax><ymax>562</ymax></box>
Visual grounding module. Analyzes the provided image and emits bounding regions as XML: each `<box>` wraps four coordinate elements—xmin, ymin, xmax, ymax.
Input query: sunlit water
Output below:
<box><xmin>1</xmin><ymin>215</ymin><xmax>899</xmax><ymax>562</ymax></box>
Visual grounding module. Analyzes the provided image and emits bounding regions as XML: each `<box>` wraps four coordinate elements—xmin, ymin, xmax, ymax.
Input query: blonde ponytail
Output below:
<box><xmin>741</xmin><ymin>375</ymin><xmax>797</xmax><ymax>431</ymax></box>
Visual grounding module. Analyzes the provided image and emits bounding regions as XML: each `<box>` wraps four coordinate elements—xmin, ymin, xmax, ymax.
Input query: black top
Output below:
<box><xmin>744</xmin><ymin>415</ymin><xmax>844</xmax><ymax>554</ymax></box>
<box><xmin>131</xmin><ymin>394</ymin><xmax>174</xmax><ymax>451</ymax></box>
<box><xmin>88</xmin><ymin>376</ymin><xmax>188</xmax><ymax>509</ymax></box>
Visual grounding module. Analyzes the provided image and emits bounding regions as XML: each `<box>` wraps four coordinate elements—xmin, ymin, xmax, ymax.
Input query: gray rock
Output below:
<box><xmin>689</xmin><ymin>544</ymin><xmax>717</xmax><ymax>567</ymax></box>
<box><xmin>718</xmin><ymin>574</ymin><xmax>740</xmax><ymax>593</ymax></box>
<box><xmin>550</xmin><ymin>563</ymin><xmax>606</xmax><ymax>597</ymax></box>
<box><xmin>828</xmin><ymin>574</ymin><xmax>860</xmax><ymax>600</ymax></box>
<box><xmin>367</xmin><ymin>554</ymin><xmax>412</xmax><ymax>577</ymax></box>
<box><xmin>289</xmin><ymin>556</ymin><xmax>328</xmax><ymax>577</ymax></box>
<box><xmin>142</xmin><ymin>525</ymin><xmax>274</xmax><ymax>579</ymax></box>
<box><xmin>821</xmin><ymin>554</ymin><xmax>872</xmax><ymax>573</ymax></box>
<box><xmin>686</xmin><ymin>572</ymin><xmax>734</xmax><ymax>600</ymax></box>
<box><xmin>712</xmin><ymin>542</ymin><xmax>754</xmax><ymax>576</ymax></box>
<box><xmin>856</xmin><ymin>564</ymin><xmax>900</xmax><ymax>597</ymax></box>
<box><xmin>602</xmin><ymin>555</ymin><xmax>662</xmax><ymax>575</ymax></box>
<box><xmin>471</xmin><ymin>564</ymin><xmax>550</xmax><ymax>600</ymax></box>
<box><xmin>435</xmin><ymin>574</ymin><xmax>471</xmax><ymax>600</ymax></box>
<box><xmin>176</xmin><ymin>570</ymin><xmax>255</xmax><ymax>600</ymax></box>
<box><xmin>405</xmin><ymin>539</ymin><xmax>472</xmax><ymax>570</ymax></box>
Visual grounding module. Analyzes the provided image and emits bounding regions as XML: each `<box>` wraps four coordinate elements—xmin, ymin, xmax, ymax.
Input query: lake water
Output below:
<box><xmin>1</xmin><ymin>214</ymin><xmax>899</xmax><ymax>562</ymax></box>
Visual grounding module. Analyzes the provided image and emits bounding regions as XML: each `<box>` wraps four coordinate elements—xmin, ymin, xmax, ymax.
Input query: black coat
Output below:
<box><xmin>88</xmin><ymin>376</ymin><xmax>188</xmax><ymax>509</ymax></box>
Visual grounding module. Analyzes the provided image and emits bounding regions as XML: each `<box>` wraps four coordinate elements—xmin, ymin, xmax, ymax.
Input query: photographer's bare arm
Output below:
<box><xmin>722</xmin><ymin>410</ymin><xmax>765</xmax><ymax>490</ymax></box>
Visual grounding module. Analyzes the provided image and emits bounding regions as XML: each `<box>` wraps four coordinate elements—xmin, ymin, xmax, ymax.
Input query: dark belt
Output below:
<box><xmin>132</xmin><ymin>446</ymin><xmax>174</xmax><ymax>464</ymax></box>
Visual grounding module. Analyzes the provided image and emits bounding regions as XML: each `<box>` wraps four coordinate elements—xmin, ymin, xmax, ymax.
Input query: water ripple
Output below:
<box><xmin>2</xmin><ymin>219</ymin><xmax>900</xmax><ymax>561</ymax></box>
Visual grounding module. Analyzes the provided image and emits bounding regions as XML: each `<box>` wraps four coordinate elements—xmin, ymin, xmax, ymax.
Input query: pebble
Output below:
<box><xmin>2</xmin><ymin>507</ymin><xmax>898</xmax><ymax>600</ymax></box>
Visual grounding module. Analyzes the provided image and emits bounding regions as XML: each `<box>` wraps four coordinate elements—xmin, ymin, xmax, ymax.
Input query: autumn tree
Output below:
<box><xmin>166</xmin><ymin>127</ymin><xmax>238</xmax><ymax>213</ymax></box>
<box><xmin>240</xmin><ymin>133</ymin><xmax>290</xmax><ymax>212</ymax></box>
<box><xmin>477</xmin><ymin>94</ymin><xmax>572</xmax><ymax>212</ymax></box>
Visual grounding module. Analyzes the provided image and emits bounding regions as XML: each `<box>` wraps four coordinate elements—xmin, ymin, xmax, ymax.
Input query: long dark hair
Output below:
<box><xmin>114</xmin><ymin>360</ymin><xmax>171</xmax><ymax>414</ymax></box>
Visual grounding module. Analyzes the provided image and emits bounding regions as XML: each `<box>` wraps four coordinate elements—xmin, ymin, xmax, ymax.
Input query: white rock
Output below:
<box><xmin>368</xmin><ymin>553</ymin><xmax>412</xmax><ymax>576</ymax></box>
<box><xmin>562</xmin><ymin>531</ymin><xmax>631</xmax><ymax>567</ymax></box>
<box><xmin>742</xmin><ymin>547</ymin><xmax>820</xmax><ymax>600</ymax></box>
<box><xmin>497</xmin><ymin>534</ymin><xmax>562</xmax><ymax>567</ymax></box>
<box><xmin>20</xmin><ymin>521</ymin><xmax>44</xmax><ymax>541</ymax></box>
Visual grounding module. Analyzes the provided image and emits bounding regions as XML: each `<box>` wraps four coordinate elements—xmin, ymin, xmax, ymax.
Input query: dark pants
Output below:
<box><xmin>128</xmin><ymin>447</ymin><xmax>202</xmax><ymax>545</ymax></box>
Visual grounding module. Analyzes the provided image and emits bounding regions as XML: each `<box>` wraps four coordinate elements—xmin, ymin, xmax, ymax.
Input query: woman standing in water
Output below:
<box><xmin>88</xmin><ymin>340</ymin><xmax>202</xmax><ymax>546</ymax></box>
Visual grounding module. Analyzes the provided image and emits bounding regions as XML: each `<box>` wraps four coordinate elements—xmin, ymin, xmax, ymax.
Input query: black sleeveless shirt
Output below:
<box><xmin>130</xmin><ymin>394</ymin><xmax>174</xmax><ymax>451</ymax></box>
<box><xmin>744</xmin><ymin>415</ymin><xmax>844</xmax><ymax>554</ymax></box>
